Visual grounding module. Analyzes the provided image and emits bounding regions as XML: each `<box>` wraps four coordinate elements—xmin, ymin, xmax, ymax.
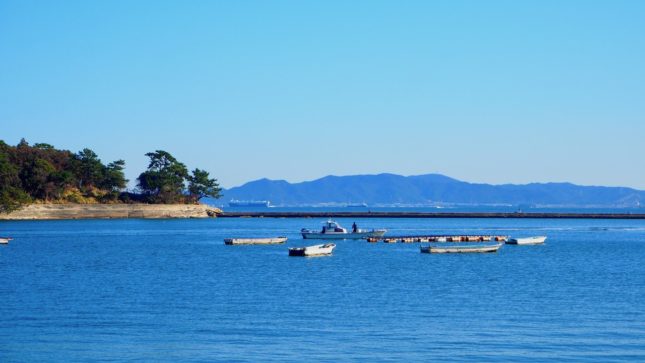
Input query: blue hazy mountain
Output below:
<box><xmin>221</xmin><ymin>173</ymin><xmax>645</xmax><ymax>207</ymax></box>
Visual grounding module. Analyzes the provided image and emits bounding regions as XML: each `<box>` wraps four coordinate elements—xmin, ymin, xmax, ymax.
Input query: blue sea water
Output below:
<box><xmin>211</xmin><ymin>200</ymin><xmax>645</xmax><ymax>215</ymax></box>
<box><xmin>1</xmin><ymin>217</ymin><xmax>644</xmax><ymax>362</ymax></box>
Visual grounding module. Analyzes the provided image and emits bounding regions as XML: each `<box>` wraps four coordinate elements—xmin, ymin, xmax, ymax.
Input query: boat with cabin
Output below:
<box><xmin>506</xmin><ymin>236</ymin><xmax>547</xmax><ymax>245</ymax></box>
<box><xmin>0</xmin><ymin>237</ymin><xmax>12</xmax><ymax>245</ymax></box>
<box><xmin>301</xmin><ymin>220</ymin><xmax>386</xmax><ymax>239</ymax></box>
<box><xmin>420</xmin><ymin>242</ymin><xmax>503</xmax><ymax>254</ymax></box>
<box><xmin>224</xmin><ymin>237</ymin><xmax>287</xmax><ymax>245</ymax></box>
<box><xmin>288</xmin><ymin>243</ymin><xmax>336</xmax><ymax>256</ymax></box>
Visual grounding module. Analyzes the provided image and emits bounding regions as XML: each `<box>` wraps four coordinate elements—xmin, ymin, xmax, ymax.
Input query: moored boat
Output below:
<box><xmin>420</xmin><ymin>242</ymin><xmax>503</xmax><ymax>254</ymax></box>
<box><xmin>224</xmin><ymin>237</ymin><xmax>287</xmax><ymax>245</ymax></box>
<box><xmin>301</xmin><ymin>220</ymin><xmax>386</xmax><ymax>240</ymax></box>
<box><xmin>506</xmin><ymin>236</ymin><xmax>546</xmax><ymax>245</ymax></box>
<box><xmin>0</xmin><ymin>237</ymin><xmax>12</xmax><ymax>244</ymax></box>
<box><xmin>288</xmin><ymin>243</ymin><xmax>336</xmax><ymax>256</ymax></box>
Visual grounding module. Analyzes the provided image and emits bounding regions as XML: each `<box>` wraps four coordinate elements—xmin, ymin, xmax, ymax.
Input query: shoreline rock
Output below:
<box><xmin>0</xmin><ymin>203</ymin><xmax>222</xmax><ymax>220</ymax></box>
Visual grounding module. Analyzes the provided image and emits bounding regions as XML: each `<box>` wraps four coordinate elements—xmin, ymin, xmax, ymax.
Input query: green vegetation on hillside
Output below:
<box><xmin>136</xmin><ymin>150</ymin><xmax>221</xmax><ymax>204</ymax></box>
<box><xmin>0</xmin><ymin>139</ymin><xmax>221</xmax><ymax>213</ymax></box>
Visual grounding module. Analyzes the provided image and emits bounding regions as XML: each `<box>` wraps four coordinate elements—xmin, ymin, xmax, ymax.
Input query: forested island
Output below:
<box><xmin>0</xmin><ymin>139</ymin><xmax>221</xmax><ymax>214</ymax></box>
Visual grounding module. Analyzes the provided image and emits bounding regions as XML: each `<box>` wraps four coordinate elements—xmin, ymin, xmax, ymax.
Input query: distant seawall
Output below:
<box><xmin>219</xmin><ymin>211</ymin><xmax>645</xmax><ymax>219</ymax></box>
<box><xmin>0</xmin><ymin>204</ymin><xmax>222</xmax><ymax>220</ymax></box>
<box><xmin>5</xmin><ymin>207</ymin><xmax>644</xmax><ymax>220</ymax></box>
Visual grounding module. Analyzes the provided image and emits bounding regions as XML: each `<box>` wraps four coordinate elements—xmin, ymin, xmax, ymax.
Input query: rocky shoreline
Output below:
<box><xmin>0</xmin><ymin>203</ymin><xmax>222</xmax><ymax>220</ymax></box>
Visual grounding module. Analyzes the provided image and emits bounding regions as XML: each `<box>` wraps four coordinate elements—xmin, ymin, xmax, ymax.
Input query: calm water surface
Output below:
<box><xmin>1</xmin><ymin>218</ymin><xmax>644</xmax><ymax>362</ymax></box>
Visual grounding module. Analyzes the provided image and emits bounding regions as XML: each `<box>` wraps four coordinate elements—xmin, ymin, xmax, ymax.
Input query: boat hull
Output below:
<box><xmin>506</xmin><ymin>236</ymin><xmax>546</xmax><ymax>245</ymax></box>
<box><xmin>289</xmin><ymin>243</ymin><xmax>336</xmax><ymax>256</ymax></box>
<box><xmin>224</xmin><ymin>237</ymin><xmax>287</xmax><ymax>245</ymax></box>
<box><xmin>301</xmin><ymin>230</ymin><xmax>386</xmax><ymax>240</ymax></box>
<box><xmin>421</xmin><ymin>243</ymin><xmax>503</xmax><ymax>254</ymax></box>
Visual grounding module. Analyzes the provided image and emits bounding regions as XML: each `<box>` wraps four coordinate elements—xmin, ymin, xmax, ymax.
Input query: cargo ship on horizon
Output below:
<box><xmin>228</xmin><ymin>199</ymin><xmax>271</xmax><ymax>207</ymax></box>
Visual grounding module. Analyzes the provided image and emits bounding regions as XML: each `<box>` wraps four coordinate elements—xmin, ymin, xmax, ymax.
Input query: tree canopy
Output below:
<box><xmin>137</xmin><ymin>150</ymin><xmax>221</xmax><ymax>204</ymax></box>
<box><xmin>188</xmin><ymin>168</ymin><xmax>222</xmax><ymax>201</ymax></box>
<box><xmin>0</xmin><ymin>139</ymin><xmax>129</xmax><ymax>212</ymax></box>
<box><xmin>0</xmin><ymin>140</ymin><xmax>221</xmax><ymax>213</ymax></box>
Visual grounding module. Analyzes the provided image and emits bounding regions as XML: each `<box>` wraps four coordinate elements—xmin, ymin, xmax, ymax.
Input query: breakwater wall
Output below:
<box><xmin>0</xmin><ymin>204</ymin><xmax>222</xmax><ymax>220</ymax></box>
<box><xmin>220</xmin><ymin>211</ymin><xmax>645</xmax><ymax>219</ymax></box>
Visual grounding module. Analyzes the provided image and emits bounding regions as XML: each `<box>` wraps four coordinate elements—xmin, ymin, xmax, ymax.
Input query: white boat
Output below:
<box><xmin>228</xmin><ymin>199</ymin><xmax>271</xmax><ymax>207</ymax></box>
<box><xmin>224</xmin><ymin>237</ymin><xmax>287</xmax><ymax>245</ymax></box>
<box><xmin>420</xmin><ymin>242</ymin><xmax>503</xmax><ymax>254</ymax></box>
<box><xmin>506</xmin><ymin>236</ymin><xmax>547</xmax><ymax>245</ymax></box>
<box><xmin>345</xmin><ymin>202</ymin><xmax>368</xmax><ymax>208</ymax></box>
<box><xmin>301</xmin><ymin>220</ymin><xmax>386</xmax><ymax>240</ymax></box>
<box><xmin>289</xmin><ymin>243</ymin><xmax>336</xmax><ymax>256</ymax></box>
<box><xmin>0</xmin><ymin>237</ymin><xmax>12</xmax><ymax>244</ymax></box>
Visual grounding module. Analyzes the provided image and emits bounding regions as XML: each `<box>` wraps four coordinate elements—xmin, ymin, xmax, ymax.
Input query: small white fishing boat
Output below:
<box><xmin>506</xmin><ymin>236</ymin><xmax>547</xmax><ymax>245</ymax></box>
<box><xmin>301</xmin><ymin>220</ymin><xmax>386</xmax><ymax>240</ymax></box>
<box><xmin>224</xmin><ymin>237</ymin><xmax>287</xmax><ymax>245</ymax></box>
<box><xmin>0</xmin><ymin>237</ymin><xmax>12</xmax><ymax>245</ymax></box>
<box><xmin>288</xmin><ymin>243</ymin><xmax>336</xmax><ymax>257</ymax></box>
<box><xmin>420</xmin><ymin>242</ymin><xmax>503</xmax><ymax>254</ymax></box>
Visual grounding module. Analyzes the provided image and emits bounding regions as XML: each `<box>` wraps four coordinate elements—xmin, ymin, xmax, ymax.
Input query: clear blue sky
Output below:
<box><xmin>1</xmin><ymin>1</ymin><xmax>644</xmax><ymax>189</ymax></box>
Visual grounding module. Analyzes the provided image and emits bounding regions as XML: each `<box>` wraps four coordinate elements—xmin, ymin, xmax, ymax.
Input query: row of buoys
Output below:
<box><xmin>367</xmin><ymin>235</ymin><xmax>509</xmax><ymax>244</ymax></box>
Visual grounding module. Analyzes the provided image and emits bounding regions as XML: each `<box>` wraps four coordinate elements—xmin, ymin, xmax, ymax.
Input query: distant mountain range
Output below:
<box><xmin>221</xmin><ymin>173</ymin><xmax>645</xmax><ymax>207</ymax></box>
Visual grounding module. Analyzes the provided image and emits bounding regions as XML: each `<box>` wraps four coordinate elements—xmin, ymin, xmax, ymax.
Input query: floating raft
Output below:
<box><xmin>367</xmin><ymin>235</ymin><xmax>509</xmax><ymax>243</ymax></box>
<box><xmin>224</xmin><ymin>237</ymin><xmax>287</xmax><ymax>245</ymax></box>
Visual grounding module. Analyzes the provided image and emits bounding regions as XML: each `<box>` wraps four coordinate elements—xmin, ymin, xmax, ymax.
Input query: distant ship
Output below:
<box><xmin>228</xmin><ymin>199</ymin><xmax>271</xmax><ymax>207</ymax></box>
<box><xmin>345</xmin><ymin>202</ymin><xmax>368</xmax><ymax>208</ymax></box>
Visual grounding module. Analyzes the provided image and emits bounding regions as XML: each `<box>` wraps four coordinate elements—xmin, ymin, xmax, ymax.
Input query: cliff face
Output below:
<box><xmin>0</xmin><ymin>204</ymin><xmax>222</xmax><ymax>220</ymax></box>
